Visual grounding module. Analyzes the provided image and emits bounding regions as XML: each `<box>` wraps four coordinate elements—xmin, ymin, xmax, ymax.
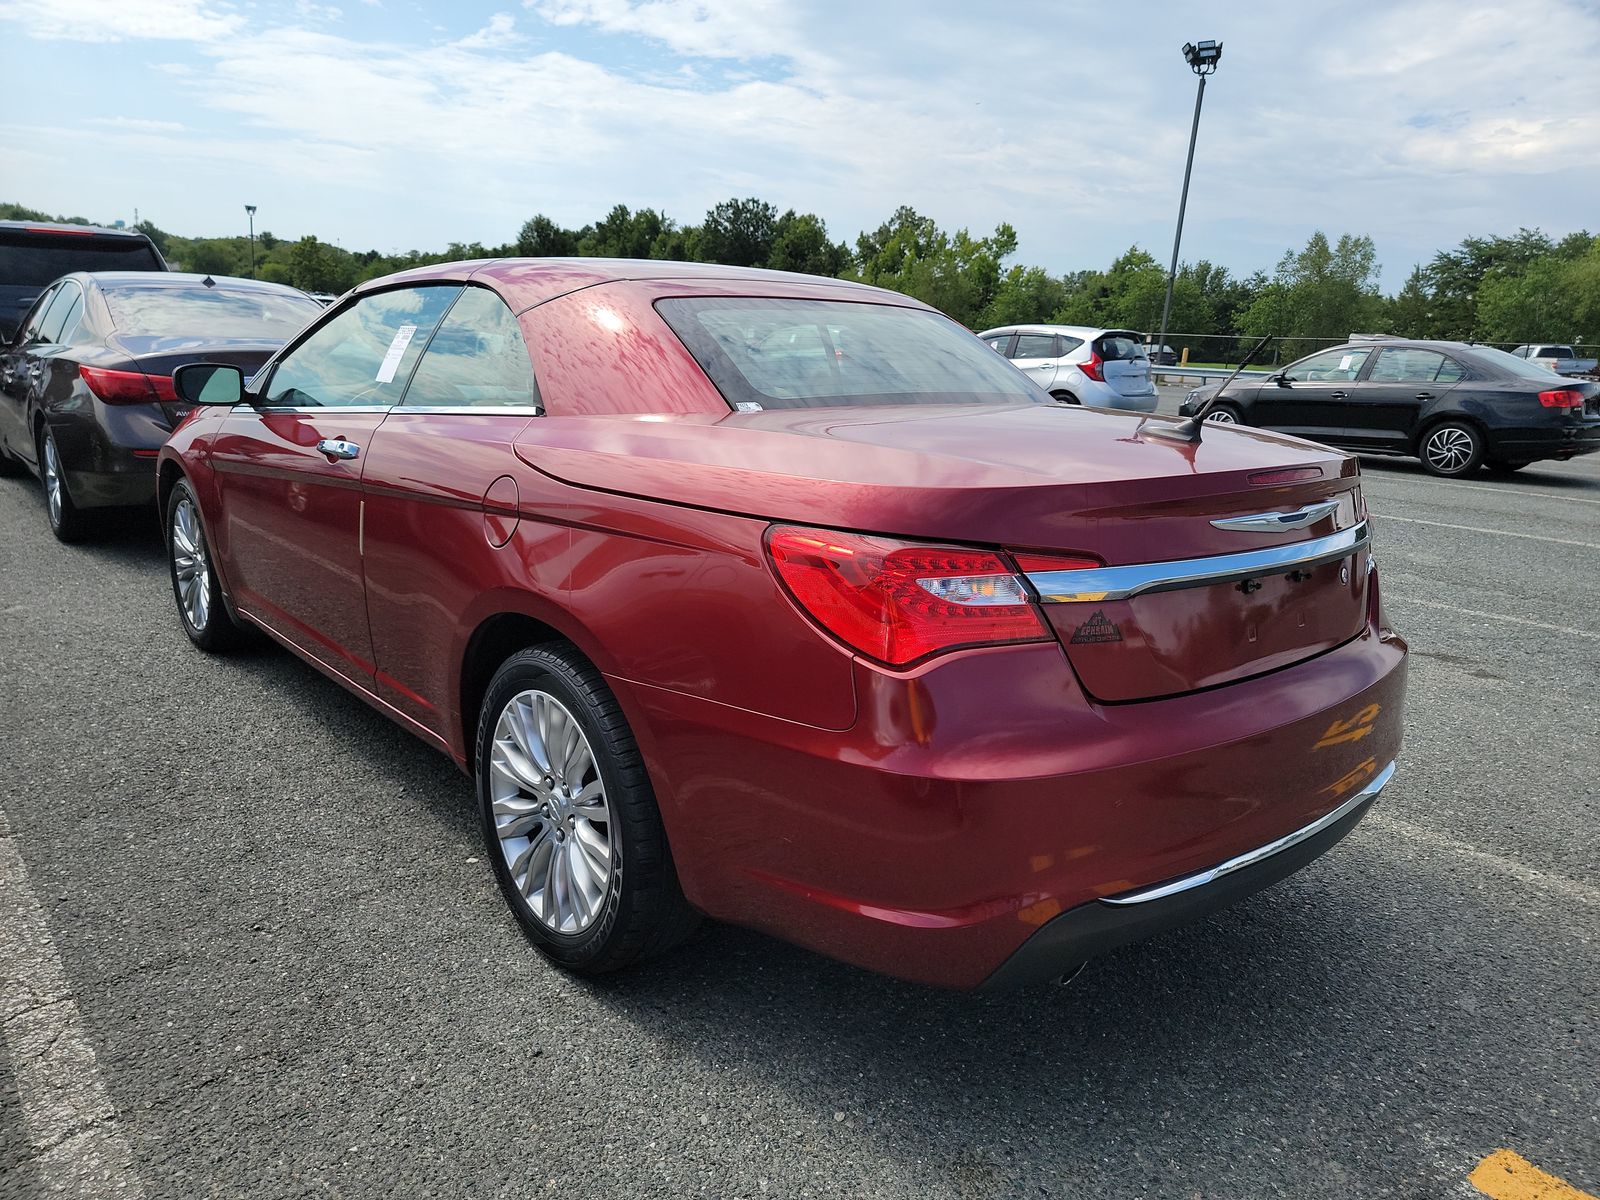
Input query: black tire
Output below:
<box><xmin>38</xmin><ymin>427</ymin><xmax>91</xmax><ymax>543</ymax></box>
<box><xmin>1417</xmin><ymin>421</ymin><xmax>1484</xmax><ymax>478</ymax></box>
<box><xmin>476</xmin><ymin>643</ymin><xmax>698</xmax><ymax>975</ymax></box>
<box><xmin>1203</xmin><ymin>403</ymin><xmax>1243</xmax><ymax>425</ymax></box>
<box><xmin>1483</xmin><ymin>458</ymin><xmax>1531</xmax><ymax>475</ymax></box>
<box><xmin>1050</xmin><ymin>391</ymin><xmax>1080</xmax><ymax>405</ymax></box>
<box><xmin>165</xmin><ymin>478</ymin><xmax>247</xmax><ymax>652</ymax></box>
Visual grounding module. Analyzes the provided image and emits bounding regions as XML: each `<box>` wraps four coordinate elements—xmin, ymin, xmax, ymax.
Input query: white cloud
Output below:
<box><xmin>0</xmin><ymin>0</ymin><xmax>242</xmax><ymax>42</ymax></box>
<box><xmin>527</xmin><ymin>0</ymin><xmax>800</xmax><ymax>60</ymax></box>
<box><xmin>456</xmin><ymin>12</ymin><xmax>522</xmax><ymax>49</ymax></box>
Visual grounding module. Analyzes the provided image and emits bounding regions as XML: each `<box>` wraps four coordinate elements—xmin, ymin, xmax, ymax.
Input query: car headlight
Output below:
<box><xmin>1186</xmin><ymin>390</ymin><xmax>1202</xmax><ymax>404</ymax></box>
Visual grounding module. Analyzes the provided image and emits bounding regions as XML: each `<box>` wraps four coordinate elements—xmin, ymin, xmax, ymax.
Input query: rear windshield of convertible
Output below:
<box><xmin>657</xmin><ymin>297</ymin><xmax>1048</xmax><ymax>410</ymax></box>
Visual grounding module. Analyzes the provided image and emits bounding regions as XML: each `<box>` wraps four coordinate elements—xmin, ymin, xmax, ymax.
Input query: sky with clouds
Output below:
<box><xmin>2</xmin><ymin>0</ymin><xmax>1598</xmax><ymax>288</ymax></box>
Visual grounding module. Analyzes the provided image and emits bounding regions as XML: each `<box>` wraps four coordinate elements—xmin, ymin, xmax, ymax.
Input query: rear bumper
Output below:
<box><xmin>48</xmin><ymin>405</ymin><xmax>168</xmax><ymax>509</ymax></box>
<box><xmin>981</xmin><ymin>762</ymin><xmax>1391</xmax><ymax>989</ymax></box>
<box><xmin>1485</xmin><ymin>421</ymin><xmax>1600</xmax><ymax>461</ymax></box>
<box><xmin>624</xmin><ymin>612</ymin><xmax>1407</xmax><ymax>989</ymax></box>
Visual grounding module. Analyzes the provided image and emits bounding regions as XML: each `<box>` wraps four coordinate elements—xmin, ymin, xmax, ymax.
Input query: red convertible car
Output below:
<box><xmin>160</xmin><ymin>259</ymin><xmax>1407</xmax><ymax>989</ymax></box>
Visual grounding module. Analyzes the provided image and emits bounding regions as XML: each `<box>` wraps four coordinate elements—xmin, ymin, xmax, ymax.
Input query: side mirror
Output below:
<box><xmin>174</xmin><ymin>362</ymin><xmax>244</xmax><ymax>406</ymax></box>
<box><xmin>1272</xmin><ymin>373</ymin><xmax>1291</xmax><ymax>387</ymax></box>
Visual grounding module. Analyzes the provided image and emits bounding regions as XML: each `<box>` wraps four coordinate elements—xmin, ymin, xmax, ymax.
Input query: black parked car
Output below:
<box><xmin>0</xmin><ymin>221</ymin><xmax>167</xmax><ymax>342</ymax></box>
<box><xmin>0</xmin><ymin>272</ymin><xmax>321</xmax><ymax>540</ymax></box>
<box><xmin>1178</xmin><ymin>338</ymin><xmax>1600</xmax><ymax>477</ymax></box>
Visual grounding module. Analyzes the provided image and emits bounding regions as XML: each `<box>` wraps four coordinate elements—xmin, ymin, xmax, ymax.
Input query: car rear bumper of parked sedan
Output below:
<box><xmin>1486</xmin><ymin>423</ymin><xmax>1600</xmax><ymax>460</ymax></box>
<box><xmin>979</xmin><ymin>762</ymin><xmax>1392</xmax><ymax>989</ymax></box>
<box><xmin>622</xmin><ymin>619</ymin><xmax>1406</xmax><ymax>990</ymax></box>
<box><xmin>49</xmin><ymin>405</ymin><xmax>169</xmax><ymax>508</ymax></box>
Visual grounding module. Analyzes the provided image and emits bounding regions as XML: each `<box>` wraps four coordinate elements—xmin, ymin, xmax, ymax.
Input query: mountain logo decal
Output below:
<box><xmin>1069</xmin><ymin>610</ymin><xmax>1123</xmax><ymax>645</ymax></box>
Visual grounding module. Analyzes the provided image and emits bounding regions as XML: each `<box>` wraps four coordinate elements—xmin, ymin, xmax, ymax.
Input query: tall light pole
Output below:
<box><xmin>1156</xmin><ymin>39</ymin><xmax>1222</xmax><ymax>365</ymax></box>
<box><xmin>245</xmin><ymin>205</ymin><xmax>257</xmax><ymax>278</ymax></box>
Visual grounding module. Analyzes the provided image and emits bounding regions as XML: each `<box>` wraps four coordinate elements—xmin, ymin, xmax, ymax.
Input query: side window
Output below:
<box><xmin>261</xmin><ymin>285</ymin><xmax>461</xmax><ymax>408</ymax></box>
<box><xmin>983</xmin><ymin>335</ymin><xmax>1012</xmax><ymax>356</ymax></box>
<box><xmin>18</xmin><ymin>284</ymin><xmax>62</xmax><ymax>345</ymax></box>
<box><xmin>1013</xmin><ymin>333</ymin><xmax>1059</xmax><ymax>359</ymax></box>
<box><xmin>39</xmin><ymin>284</ymin><xmax>83</xmax><ymax>345</ymax></box>
<box><xmin>1435</xmin><ymin>356</ymin><xmax>1466</xmax><ymax>383</ymax></box>
<box><xmin>1282</xmin><ymin>347</ymin><xmax>1371</xmax><ymax>382</ymax></box>
<box><xmin>401</xmin><ymin>288</ymin><xmax>540</xmax><ymax>409</ymax></box>
<box><xmin>1058</xmin><ymin>335</ymin><xmax>1085</xmax><ymax>355</ymax></box>
<box><xmin>1370</xmin><ymin>348</ymin><xmax>1450</xmax><ymax>383</ymax></box>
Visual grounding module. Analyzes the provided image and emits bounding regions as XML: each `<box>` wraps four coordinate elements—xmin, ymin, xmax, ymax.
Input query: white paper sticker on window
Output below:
<box><xmin>734</xmin><ymin>401</ymin><xmax>764</xmax><ymax>412</ymax></box>
<box><xmin>375</xmin><ymin>324</ymin><xmax>418</xmax><ymax>383</ymax></box>
<box><xmin>1338</xmin><ymin>354</ymin><xmax>1354</xmax><ymax>371</ymax></box>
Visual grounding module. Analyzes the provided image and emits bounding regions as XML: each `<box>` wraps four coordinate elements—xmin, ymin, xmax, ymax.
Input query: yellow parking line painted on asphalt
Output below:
<box><xmin>1470</xmin><ymin>1150</ymin><xmax>1596</xmax><ymax>1200</ymax></box>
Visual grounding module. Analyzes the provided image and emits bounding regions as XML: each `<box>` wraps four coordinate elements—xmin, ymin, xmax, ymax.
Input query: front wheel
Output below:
<box><xmin>166</xmin><ymin>478</ymin><xmax>247</xmax><ymax>652</ymax></box>
<box><xmin>477</xmin><ymin>644</ymin><xmax>698</xmax><ymax>975</ymax></box>
<box><xmin>1203</xmin><ymin>403</ymin><xmax>1243</xmax><ymax>424</ymax></box>
<box><xmin>1418</xmin><ymin>421</ymin><xmax>1484</xmax><ymax>477</ymax></box>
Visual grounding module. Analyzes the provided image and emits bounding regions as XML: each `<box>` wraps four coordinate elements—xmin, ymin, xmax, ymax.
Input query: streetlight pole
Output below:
<box><xmin>245</xmin><ymin>205</ymin><xmax>257</xmax><ymax>278</ymax></box>
<box><xmin>1156</xmin><ymin>40</ymin><xmax>1222</xmax><ymax>366</ymax></box>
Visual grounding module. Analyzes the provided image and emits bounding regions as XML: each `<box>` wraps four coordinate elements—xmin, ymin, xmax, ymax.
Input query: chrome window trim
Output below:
<box><xmin>1026</xmin><ymin>521</ymin><xmax>1370</xmax><ymax>603</ymax></box>
<box><xmin>1101</xmin><ymin>760</ymin><xmax>1395</xmax><ymax>907</ymax></box>
<box><xmin>239</xmin><ymin>404</ymin><xmax>394</xmax><ymax>415</ymax></box>
<box><xmin>394</xmin><ymin>404</ymin><xmax>545</xmax><ymax>416</ymax></box>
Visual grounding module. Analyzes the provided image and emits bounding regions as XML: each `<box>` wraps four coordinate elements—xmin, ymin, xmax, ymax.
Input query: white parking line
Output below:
<box><xmin>1385</xmin><ymin>595</ymin><xmax>1600</xmax><ymax>641</ymax></box>
<box><xmin>1365</xmin><ymin>811</ymin><xmax>1600</xmax><ymax>908</ymax></box>
<box><xmin>1374</xmin><ymin>513</ymin><xmax>1600</xmax><ymax>549</ymax></box>
<box><xmin>1366</xmin><ymin>476</ymin><xmax>1600</xmax><ymax>508</ymax></box>
<box><xmin>1</xmin><ymin>806</ymin><xmax>146</xmax><ymax>1198</ymax></box>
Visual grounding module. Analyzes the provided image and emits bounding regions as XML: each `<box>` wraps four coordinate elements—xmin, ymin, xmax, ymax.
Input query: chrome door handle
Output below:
<box><xmin>1415</xmin><ymin>392</ymin><xmax>1434</xmax><ymax>400</ymax></box>
<box><xmin>1329</xmin><ymin>390</ymin><xmax>1348</xmax><ymax>399</ymax></box>
<box><xmin>317</xmin><ymin>438</ymin><xmax>361</xmax><ymax>460</ymax></box>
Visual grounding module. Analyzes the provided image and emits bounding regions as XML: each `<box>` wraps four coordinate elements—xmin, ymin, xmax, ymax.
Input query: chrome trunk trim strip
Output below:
<box><xmin>1025</xmin><ymin>521</ymin><xmax>1370</xmax><ymax>603</ymax></box>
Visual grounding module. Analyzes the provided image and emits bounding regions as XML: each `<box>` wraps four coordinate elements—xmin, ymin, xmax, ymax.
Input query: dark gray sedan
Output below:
<box><xmin>0</xmin><ymin>272</ymin><xmax>321</xmax><ymax>540</ymax></box>
<box><xmin>1179</xmin><ymin>337</ymin><xmax>1600</xmax><ymax>477</ymax></box>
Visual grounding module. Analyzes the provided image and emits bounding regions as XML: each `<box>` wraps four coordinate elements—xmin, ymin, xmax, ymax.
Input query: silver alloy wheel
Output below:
<box><xmin>1204</xmin><ymin>408</ymin><xmax>1238</xmax><ymax>423</ymax></box>
<box><xmin>1423</xmin><ymin>426</ymin><xmax>1474</xmax><ymax>473</ymax></box>
<box><xmin>488</xmin><ymin>689</ymin><xmax>614</xmax><ymax>935</ymax></box>
<box><xmin>42</xmin><ymin>434</ymin><xmax>63</xmax><ymax>525</ymax></box>
<box><xmin>171</xmin><ymin>497</ymin><xmax>212</xmax><ymax>631</ymax></box>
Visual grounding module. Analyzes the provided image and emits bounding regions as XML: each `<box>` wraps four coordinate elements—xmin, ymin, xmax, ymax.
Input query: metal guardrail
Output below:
<box><xmin>1151</xmin><ymin>366</ymin><xmax>1274</xmax><ymax>383</ymax></box>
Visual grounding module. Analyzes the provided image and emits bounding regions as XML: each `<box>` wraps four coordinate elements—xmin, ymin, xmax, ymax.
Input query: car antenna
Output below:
<box><xmin>1145</xmin><ymin>333</ymin><xmax>1275</xmax><ymax>444</ymax></box>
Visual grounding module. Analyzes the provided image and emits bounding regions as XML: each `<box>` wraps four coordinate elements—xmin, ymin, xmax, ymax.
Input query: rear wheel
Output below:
<box><xmin>1203</xmin><ymin>403</ymin><xmax>1242</xmax><ymax>424</ymax></box>
<box><xmin>476</xmin><ymin>643</ymin><xmax>698</xmax><ymax>975</ymax></box>
<box><xmin>1050</xmin><ymin>391</ymin><xmax>1080</xmax><ymax>405</ymax></box>
<box><xmin>39</xmin><ymin>427</ymin><xmax>90</xmax><ymax>543</ymax></box>
<box><xmin>1483</xmin><ymin>458</ymin><xmax>1531</xmax><ymax>475</ymax></box>
<box><xmin>1418</xmin><ymin>421</ymin><xmax>1484</xmax><ymax>477</ymax></box>
<box><xmin>166</xmin><ymin>478</ymin><xmax>247</xmax><ymax>652</ymax></box>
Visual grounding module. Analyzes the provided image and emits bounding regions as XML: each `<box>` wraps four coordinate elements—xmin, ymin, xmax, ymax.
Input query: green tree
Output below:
<box><xmin>699</xmin><ymin>197</ymin><xmax>779</xmax><ymax>267</ymax></box>
<box><xmin>1386</xmin><ymin>266</ymin><xmax>1433</xmax><ymax>337</ymax></box>
<box><xmin>766</xmin><ymin>210</ymin><xmax>845</xmax><ymax>277</ymax></box>
<box><xmin>1239</xmin><ymin>231</ymin><xmax>1383</xmax><ymax>344</ymax></box>
<box><xmin>516</xmin><ymin>214</ymin><xmax>579</xmax><ymax>257</ymax></box>
<box><xmin>1425</xmin><ymin>228</ymin><xmax>1554</xmax><ymax>338</ymax></box>
<box><xmin>285</xmin><ymin>236</ymin><xmax>354</xmax><ymax>293</ymax></box>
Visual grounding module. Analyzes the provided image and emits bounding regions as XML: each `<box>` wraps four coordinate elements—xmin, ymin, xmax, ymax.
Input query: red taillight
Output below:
<box><xmin>1077</xmin><ymin>349</ymin><xmax>1105</xmax><ymax>382</ymax></box>
<box><xmin>1539</xmin><ymin>388</ymin><xmax>1584</xmax><ymax>409</ymax></box>
<box><xmin>78</xmin><ymin>365</ymin><xmax>175</xmax><ymax>405</ymax></box>
<box><xmin>765</xmin><ymin>526</ymin><xmax>1054</xmax><ymax>666</ymax></box>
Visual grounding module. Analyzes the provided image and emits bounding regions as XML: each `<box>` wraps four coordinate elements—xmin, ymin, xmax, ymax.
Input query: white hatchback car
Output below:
<box><xmin>978</xmin><ymin>324</ymin><xmax>1159</xmax><ymax>412</ymax></box>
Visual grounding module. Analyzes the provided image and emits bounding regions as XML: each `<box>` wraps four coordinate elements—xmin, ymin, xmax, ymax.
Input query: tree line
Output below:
<box><xmin>5</xmin><ymin>199</ymin><xmax>1595</xmax><ymax>360</ymax></box>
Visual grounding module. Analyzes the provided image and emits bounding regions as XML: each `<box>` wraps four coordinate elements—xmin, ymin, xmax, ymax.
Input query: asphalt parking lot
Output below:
<box><xmin>2</xmin><ymin>392</ymin><xmax>1596</xmax><ymax>1199</ymax></box>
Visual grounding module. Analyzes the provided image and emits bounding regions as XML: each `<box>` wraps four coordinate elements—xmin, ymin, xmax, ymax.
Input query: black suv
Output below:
<box><xmin>1178</xmin><ymin>337</ymin><xmax>1600</xmax><ymax>477</ymax></box>
<box><xmin>1</xmin><ymin>221</ymin><xmax>167</xmax><ymax>341</ymax></box>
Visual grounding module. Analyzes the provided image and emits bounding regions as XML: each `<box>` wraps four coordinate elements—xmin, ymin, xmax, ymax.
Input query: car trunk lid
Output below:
<box><xmin>1093</xmin><ymin>330</ymin><xmax>1155</xmax><ymax>399</ymax></box>
<box><xmin>110</xmin><ymin>335</ymin><xmax>282</xmax><ymax>426</ymax></box>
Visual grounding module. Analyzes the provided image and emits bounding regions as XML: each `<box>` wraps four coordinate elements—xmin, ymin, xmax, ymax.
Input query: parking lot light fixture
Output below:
<box><xmin>245</xmin><ymin>205</ymin><xmax>257</xmax><ymax>278</ymax></box>
<box><xmin>1157</xmin><ymin>39</ymin><xmax>1223</xmax><ymax>372</ymax></box>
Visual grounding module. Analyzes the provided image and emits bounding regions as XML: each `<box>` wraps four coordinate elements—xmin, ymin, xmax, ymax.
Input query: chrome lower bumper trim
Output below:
<box><xmin>1026</xmin><ymin>520</ymin><xmax>1370</xmax><ymax>603</ymax></box>
<box><xmin>1101</xmin><ymin>760</ymin><xmax>1396</xmax><ymax>907</ymax></box>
